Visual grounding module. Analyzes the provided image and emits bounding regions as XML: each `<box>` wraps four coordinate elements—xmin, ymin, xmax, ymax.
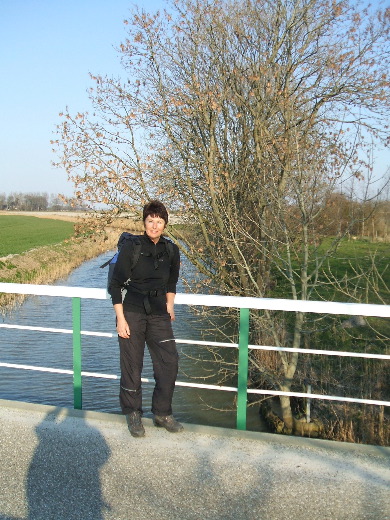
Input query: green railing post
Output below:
<box><xmin>237</xmin><ymin>307</ymin><xmax>250</xmax><ymax>430</ymax></box>
<box><xmin>72</xmin><ymin>297</ymin><xmax>82</xmax><ymax>409</ymax></box>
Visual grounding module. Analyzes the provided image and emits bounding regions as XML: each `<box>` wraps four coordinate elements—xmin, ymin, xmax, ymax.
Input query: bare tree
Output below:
<box><xmin>53</xmin><ymin>0</ymin><xmax>390</xmax><ymax>431</ymax></box>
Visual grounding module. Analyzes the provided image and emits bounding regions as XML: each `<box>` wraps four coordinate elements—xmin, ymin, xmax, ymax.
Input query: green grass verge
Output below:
<box><xmin>0</xmin><ymin>216</ymin><xmax>75</xmax><ymax>256</ymax></box>
<box><xmin>271</xmin><ymin>237</ymin><xmax>389</xmax><ymax>304</ymax></box>
<box><xmin>318</xmin><ymin>237</ymin><xmax>389</xmax><ymax>277</ymax></box>
<box><xmin>318</xmin><ymin>238</ymin><xmax>389</xmax><ymax>302</ymax></box>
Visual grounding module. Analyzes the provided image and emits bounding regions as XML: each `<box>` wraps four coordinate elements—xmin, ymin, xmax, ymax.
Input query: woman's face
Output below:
<box><xmin>144</xmin><ymin>214</ymin><xmax>166</xmax><ymax>243</ymax></box>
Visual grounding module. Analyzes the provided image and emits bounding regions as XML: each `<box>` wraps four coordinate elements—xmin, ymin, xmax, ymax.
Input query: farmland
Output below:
<box><xmin>0</xmin><ymin>215</ymin><xmax>75</xmax><ymax>257</ymax></box>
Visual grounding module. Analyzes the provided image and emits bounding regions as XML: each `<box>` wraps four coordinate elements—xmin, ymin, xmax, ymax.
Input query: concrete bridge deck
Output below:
<box><xmin>0</xmin><ymin>399</ymin><xmax>389</xmax><ymax>520</ymax></box>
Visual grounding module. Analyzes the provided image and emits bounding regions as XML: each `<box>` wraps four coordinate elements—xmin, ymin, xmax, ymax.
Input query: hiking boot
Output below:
<box><xmin>126</xmin><ymin>411</ymin><xmax>145</xmax><ymax>438</ymax></box>
<box><xmin>154</xmin><ymin>414</ymin><xmax>184</xmax><ymax>433</ymax></box>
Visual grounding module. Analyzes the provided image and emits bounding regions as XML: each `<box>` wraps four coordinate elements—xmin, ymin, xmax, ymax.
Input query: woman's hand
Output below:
<box><xmin>114</xmin><ymin>304</ymin><xmax>130</xmax><ymax>338</ymax></box>
<box><xmin>167</xmin><ymin>303</ymin><xmax>175</xmax><ymax>321</ymax></box>
<box><xmin>116</xmin><ymin>316</ymin><xmax>130</xmax><ymax>338</ymax></box>
<box><xmin>166</xmin><ymin>292</ymin><xmax>176</xmax><ymax>321</ymax></box>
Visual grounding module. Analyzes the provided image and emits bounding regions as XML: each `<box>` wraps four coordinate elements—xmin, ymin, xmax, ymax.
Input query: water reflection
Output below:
<box><xmin>0</xmin><ymin>252</ymin><xmax>266</xmax><ymax>431</ymax></box>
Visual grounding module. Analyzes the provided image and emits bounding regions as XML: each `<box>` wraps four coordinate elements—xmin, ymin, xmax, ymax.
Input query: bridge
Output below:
<box><xmin>0</xmin><ymin>398</ymin><xmax>389</xmax><ymax>520</ymax></box>
<box><xmin>0</xmin><ymin>283</ymin><xmax>389</xmax><ymax>519</ymax></box>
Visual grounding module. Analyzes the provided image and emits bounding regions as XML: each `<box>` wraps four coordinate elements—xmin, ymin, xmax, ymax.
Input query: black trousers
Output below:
<box><xmin>118</xmin><ymin>311</ymin><xmax>179</xmax><ymax>416</ymax></box>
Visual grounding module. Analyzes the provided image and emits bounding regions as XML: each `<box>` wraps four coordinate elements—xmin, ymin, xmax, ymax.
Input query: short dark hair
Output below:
<box><xmin>143</xmin><ymin>200</ymin><xmax>168</xmax><ymax>225</ymax></box>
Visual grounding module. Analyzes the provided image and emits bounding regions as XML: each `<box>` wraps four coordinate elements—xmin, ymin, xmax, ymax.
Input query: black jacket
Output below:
<box><xmin>110</xmin><ymin>234</ymin><xmax>180</xmax><ymax>314</ymax></box>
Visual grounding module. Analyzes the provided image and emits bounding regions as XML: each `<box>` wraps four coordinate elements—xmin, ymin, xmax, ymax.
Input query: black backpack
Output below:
<box><xmin>100</xmin><ymin>232</ymin><xmax>174</xmax><ymax>292</ymax></box>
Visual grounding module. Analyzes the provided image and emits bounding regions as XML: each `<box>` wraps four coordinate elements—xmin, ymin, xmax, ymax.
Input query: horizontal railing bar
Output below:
<box><xmin>2</xmin><ymin>323</ymin><xmax>388</xmax><ymax>360</ymax></box>
<box><xmin>1</xmin><ymin>362</ymin><xmax>74</xmax><ymax>375</ymax></box>
<box><xmin>1</xmin><ymin>283</ymin><xmax>389</xmax><ymax>317</ymax></box>
<box><xmin>246</xmin><ymin>388</ymin><xmax>390</xmax><ymax>407</ymax></box>
<box><xmin>0</xmin><ymin>324</ymin><xmax>114</xmax><ymax>337</ymax></box>
<box><xmin>174</xmin><ymin>339</ymin><xmax>238</xmax><ymax>348</ymax></box>
<box><xmin>0</xmin><ymin>283</ymin><xmax>108</xmax><ymax>300</ymax></box>
<box><xmin>174</xmin><ymin>380</ymin><xmax>237</xmax><ymax>392</ymax></box>
<box><xmin>176</xmin><ymin>294</ymin><xmax>390</xmax><ymax>317</ymax></box>
<box><xmin>178</xmin><ymin>341</ymin><xmax>390</xmax><ymax>361</ymax></box>
<box><xmin>248</xmin><ymin>344</ymin><xmax>390</xmax><ymax>360</ymax></box>
<box><xmin>0</xmin><ymin>324</ymin><xmax>238</xmax><ymax>345</ymax></box>
<box><xmin>1</xmin><ymin>362</ymin><xmax>389</xmax><ymax>407</ymax></box>
<box><xmin>0</xmin><ymin>325</ymin><xmax>237</xmax><ymax>346</ymax></box>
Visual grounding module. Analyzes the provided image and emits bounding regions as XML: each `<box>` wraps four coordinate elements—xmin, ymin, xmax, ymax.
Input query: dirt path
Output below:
<box><xmin>0</xmin><ymin>210</ymin><xmax>88</xmax><ymax>222</ymax></box>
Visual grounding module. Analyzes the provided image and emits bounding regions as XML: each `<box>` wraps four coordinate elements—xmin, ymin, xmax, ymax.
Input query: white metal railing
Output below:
<box><xmin>0</xmin><ymin>282</ymin><xmax>389</xmax><ymax>430</ymax></box>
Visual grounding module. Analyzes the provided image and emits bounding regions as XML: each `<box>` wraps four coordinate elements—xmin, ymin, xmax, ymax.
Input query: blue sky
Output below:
<box><xmin>0</xmin><ymin>0</ymin><xmax>164</xmax><ymax>197</ymax></box>
<box><xmin>0</xmin><ymin>0</ymin><xmax>388</xmax><ymax>199</ymax></box>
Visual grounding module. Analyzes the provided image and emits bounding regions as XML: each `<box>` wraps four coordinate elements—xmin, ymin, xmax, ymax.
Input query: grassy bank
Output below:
<box><xmin>0</xmin><ymin>214</ymin><xmax>142</xmax><ymax>311</ymax></box>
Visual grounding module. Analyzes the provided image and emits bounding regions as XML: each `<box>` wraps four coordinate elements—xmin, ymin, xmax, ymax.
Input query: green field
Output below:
<box><xmin>0</xmin><ymin>216</ymin><xmax>75</xmax><ymax>256</ymax></box>
<box><xmin>319</xmin><ymin>238</ymin><xmax>389</xmax><ymax>301</ymax></box>
<box><xmin>269</xmin><ymin>237</ymin><xmax>390</xmax><ymax>305</ymax></box>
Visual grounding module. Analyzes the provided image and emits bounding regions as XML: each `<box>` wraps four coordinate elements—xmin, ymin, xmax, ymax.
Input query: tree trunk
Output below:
<box><xmin>279</xmin><ymin>392</ymin><xmax>294</xmax><ymax>433</ymax></box>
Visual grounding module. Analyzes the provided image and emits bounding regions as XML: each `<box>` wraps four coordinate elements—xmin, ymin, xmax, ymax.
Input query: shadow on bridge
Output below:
<box><xmin>0</xmin><ymin>401</ymin><xmax>389</xmax><ymax>520</ymax></box>
<box><xmin>0</xmin><ymin>406</ymin><xmax>111</xmax><ymax>520</ymax></box>
<box><xmin>26</xmin><ymin>407</ymin><xmax>111</xmax><ymax>519</ymax></box>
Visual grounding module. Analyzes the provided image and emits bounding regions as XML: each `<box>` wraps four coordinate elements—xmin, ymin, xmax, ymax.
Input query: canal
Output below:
<box><xmin>0</xmin><ymin>251</ymin><xmax>267</xmax><ymax>431</ymax></box>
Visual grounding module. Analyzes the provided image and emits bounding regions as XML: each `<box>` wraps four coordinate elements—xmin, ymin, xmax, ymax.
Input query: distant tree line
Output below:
<box><xmin>0</xmin><ymin>192</ymin><xmax>88</xmax><ymax>212</ymax></box>
<box><xmin>313</xmin><ymin>192</ymin><xmax>390</xmax><ymax>242</ymax></box>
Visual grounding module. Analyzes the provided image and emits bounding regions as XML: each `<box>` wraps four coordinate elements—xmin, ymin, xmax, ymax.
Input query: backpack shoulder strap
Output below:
<box><xmin>129</xmin><ymin>236</ymin><xmax>142</xmax><ymax>270</ymax></box>
<box><xmin>100</xmin><ymin>256</ymin><xmax>113</xmax><ymax>269</ymax></box>
<box><xmin>165</xmin><ymin>238</ymin><xmax>175</xmax><ymax>263</ymax></box>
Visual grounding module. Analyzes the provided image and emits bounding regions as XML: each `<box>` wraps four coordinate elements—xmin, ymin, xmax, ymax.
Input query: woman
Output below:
<box><xmin>109</xmin><ymin>200</ymin><xmax>183</xmax><ymax>437</ymax></box>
